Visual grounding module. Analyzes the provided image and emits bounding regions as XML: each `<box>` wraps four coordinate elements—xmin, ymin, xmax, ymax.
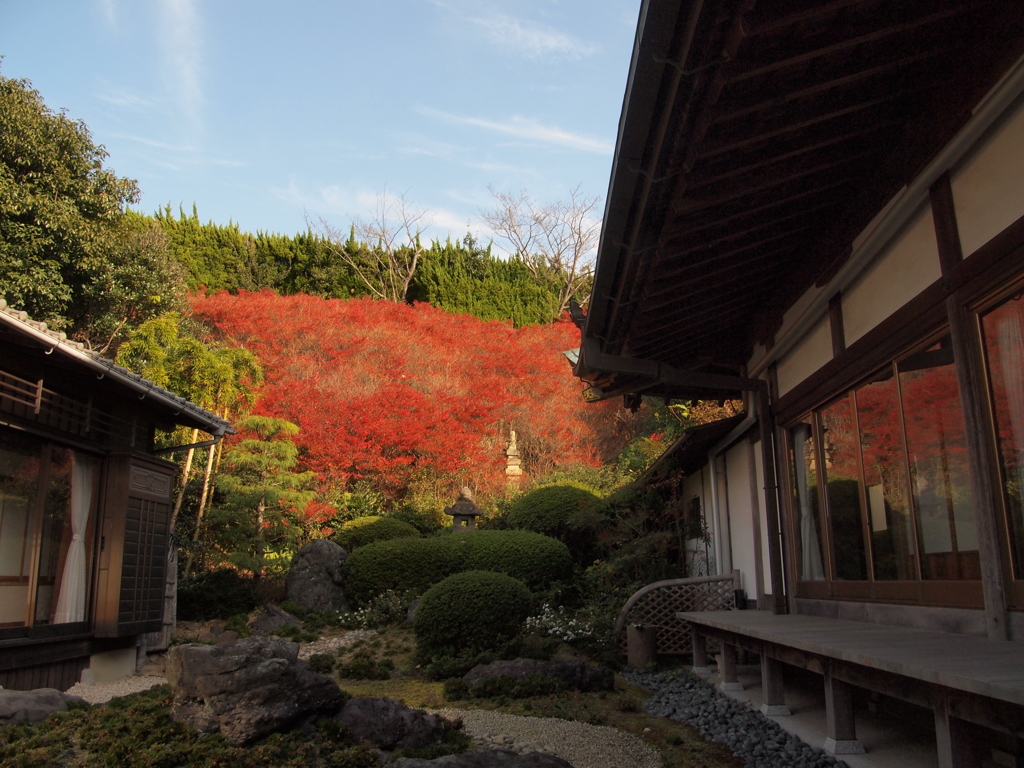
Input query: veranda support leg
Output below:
<box><xmin>692</xmin><ymin>631</ymin><xmax>710</xmax><ymax>674</ymax></box>
<box><xmin>934</xmin><ymin>695</ymin><xmax>981</xmax><ymax>768</ymax></box>
<box><xmin>760</xmin><ymin>655</ymin><xmax>790</xmax><ymax>716</ymax></box>
<box><xmin>824</xmin><ymin>672</ymin><xmax>864</xmax><ymax>755</ymax></box>
<box><xmin>719</xmin><ymin>642</ymin><xmax>743</xmax><ymax>691</ymax></box>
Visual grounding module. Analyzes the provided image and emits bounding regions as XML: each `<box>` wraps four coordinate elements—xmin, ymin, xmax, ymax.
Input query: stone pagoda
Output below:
<box><xmin>444</xmin><ymin>487</ymin><xmax>483</xmax><ymax>531</ymax></box>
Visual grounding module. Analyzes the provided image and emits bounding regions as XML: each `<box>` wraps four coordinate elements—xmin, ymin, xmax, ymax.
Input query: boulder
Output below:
<box><xmin>250</xmin><ymin>604</ymin><xmax>304</xmax><ymax>634</ymax></box>
<box><xmin>166</xmin><ymin>635</ymin><xmax>345</xmax><ymax>745</ymax></box>
<box><xmin>0</xmin><ymin>688</ymin><xmax>86</xmax><ymax>725</ymax></box>
<box><xmin>286</xmin><ymin>540</ymin><xmax>349</xmax><ymax>613</ymax></box>
<box><xmin>394</xmin><ymin>751</ymin><xmax>574</xmax><ymax>767</ymax></box>
<box><xmin>463</xmin><ymin>659</ymin><xmax>613</xmax><ymax>693</ymax></box>
<box><xmin>336</xmin><ymin>696</ymin><xmax>445</xmax><ymax>751</ymax></box>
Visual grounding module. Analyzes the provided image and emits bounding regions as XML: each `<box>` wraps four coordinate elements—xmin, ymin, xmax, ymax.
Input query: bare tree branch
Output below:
<box><xmin>482</xmin><ymin>185</ymin><xmax>600</xmax><ymax>315</ymax></box>
<box><xmin>313</xmin><ymin>187</ymin><xmax>432</xmax><ymax>303</ymax></box>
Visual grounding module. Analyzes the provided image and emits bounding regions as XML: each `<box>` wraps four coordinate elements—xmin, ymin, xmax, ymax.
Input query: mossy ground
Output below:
<box><xmin>0</xmin><ymin>626</ymin><xmax>739</xmax><ymax>768</ymax></box>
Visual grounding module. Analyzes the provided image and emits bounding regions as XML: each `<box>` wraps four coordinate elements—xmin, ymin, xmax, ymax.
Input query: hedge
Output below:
<box><xmin>343</xmin><ymin>529</ymin><xmax>572</xmax><ymax>605</ymax></box>
<box><xmin>503</xmin><ymin>483</ymin><xmax>602</xmax><ymax>564</ymax></box>
<box><xmin>177</xmin><ymin>569</ymin><xmax>261</xmax><ymax>621</ymax></box>
<box><xmin>414</xmin><ymin>571</ymin><xmax>533</xmax><ymax>658</ymax></box>
<box><xmin>333</xmin><ymin>515</ymin><xmax>420</xmax><ymax>551</ymax></box>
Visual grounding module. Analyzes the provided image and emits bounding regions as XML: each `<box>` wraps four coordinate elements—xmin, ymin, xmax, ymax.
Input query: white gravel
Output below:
<box><xmin>65</xmin><ymin>675</ymin><xmax>166</xmax><ymax>704</ymax></box>
<box><xmin>434</xmin><ymin>708</ymin><xmax>662</xmax><ymax>768</ymax></box>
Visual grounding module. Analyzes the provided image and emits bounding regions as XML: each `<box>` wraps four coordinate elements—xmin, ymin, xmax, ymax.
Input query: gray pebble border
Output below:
<box><xmin>622</xmin><ymin>670</ymin><xmax>850</xmax><ymax>768</ymax></box>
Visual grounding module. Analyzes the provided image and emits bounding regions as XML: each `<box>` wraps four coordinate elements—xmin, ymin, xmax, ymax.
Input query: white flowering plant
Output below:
<box><xmin>339</xmin><ymin>589</ymin><xmax>405</xmax><ymax>630</ymax></box>
<box><xmin>523</xmin><ymin>603</ymin><xmax>596</xmax><ymax>643</ymax></box>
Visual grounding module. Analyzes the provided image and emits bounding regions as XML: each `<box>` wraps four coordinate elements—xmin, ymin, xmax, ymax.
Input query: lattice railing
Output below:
<box><xmin>615</xmin><ymin>572</ymin><xmax>741</xmax><ymax>655</ymax></box>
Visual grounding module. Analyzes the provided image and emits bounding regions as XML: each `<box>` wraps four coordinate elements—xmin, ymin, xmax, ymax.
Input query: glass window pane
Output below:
<box><xmin>898</xmin><ymin>340</ymin><xmax>979</xmax><ymax>580</ymax></box>
<box><xmin>980</xmin><ymin>293</ymin><xmax>1024</xmax><ymax>578</ymax></box>
<box><xmin>0</xmin><ymin>432</ymin><xmax>41</xmax><ymax>628</ymax></box>
<box><xmin>34</xmin><ymin>447</ymin><xmax>73</xmax><ymax>625</ymax></box>
<box><xmin>820</xmin><ymin>396</ymin><xmax>868</xmax><ymax>580</ymax></box>
<box><xmin>790</xmin><ymin>421</ymin><xmax>825</xmax><ymax>580</ymax></box>
<box><xmin>856</xmin><ymin>369</ymin><xmax>916</xmax><ymax>580</ymax></box>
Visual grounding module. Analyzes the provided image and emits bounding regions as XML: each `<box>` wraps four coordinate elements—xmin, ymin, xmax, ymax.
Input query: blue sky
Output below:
<box><xmin>1</xmin><ymin>1</ymin><xmax>638</xmax><ymax>244</ymax></box>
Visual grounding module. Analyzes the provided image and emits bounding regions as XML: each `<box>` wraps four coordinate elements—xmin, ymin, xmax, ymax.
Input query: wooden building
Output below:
<box><xmin>0</xmin><ymin>302</ymin><xmax>230</xmax><ymax>691</ymax></box>
<box><xmin>575</xmin><ymin>0</ymin><xmax>1024</xmax><ymax>762</ymax></box>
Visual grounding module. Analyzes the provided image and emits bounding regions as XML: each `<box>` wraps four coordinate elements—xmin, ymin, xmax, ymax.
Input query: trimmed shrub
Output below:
<box><xmin>504</xmin><ymin>483</ymin><xmax>602</xmax><ymax>563</ymax></box>
<box><xmin>415</xmin><ymin>571</ymin><xmax>533</xmax><ymax>658</ymax></box>
<box><xmin>343</xmin><ymin>530</ymin><xmax>572</xmax><ymax>604</ymax></box>
<box><xmin>177</xmin><ymin>569</ymin><xmax>261</xmax><ymax>621</ymax></box>
<box><xmin>333</xmin><ymin>515</ymin><xmax>420</xmax><ymax>551</ymax></box>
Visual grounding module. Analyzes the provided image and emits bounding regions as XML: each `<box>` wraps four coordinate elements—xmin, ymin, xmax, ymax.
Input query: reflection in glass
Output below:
<box><xmin>35</xmin><ymin>447</ymin><xmax>73</xmax><ymax>624</ymax></box>
<box><xmin>981</xmin><ymin>293</ymin><xmax>1024</xmax><ymax>578</ymax></box>
<box><xmin>0</xmin><ymin>434</ymin><xmax>40</xmax><ymax>628</ymax></box>
<box><xmin>856</xmin><ymin>369</ymin><xmax>916</xmax><ymax>580</ymax></box>
<box><xmin>820</xmin><ymin>396</ymin><xmax>867</xmax><ymax>580</ymax></box>
<box><xmin>791</xmin><ymin>421</ymin><xmax>825</xmax><ymax>580</ymax></box>
<box><xmin>898</xmin><ymin>340</ymin><xmax>979</xmax><ymax>580</ymax></box>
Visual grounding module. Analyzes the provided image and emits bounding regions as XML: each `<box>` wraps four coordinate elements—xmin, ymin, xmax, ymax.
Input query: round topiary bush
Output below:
<box><xmin>343</xmin><ymin>529</ymin><xmax>572</xmax><ymax>605</ymax></box>
<box><xmin>414</xmin><ymin>571</ymin><xmax>533</xmax><ymax>658</ymax></box>
<box><xmin>503</xmin><ymin>483</ymin><xmax>602</xmax><ymax>564</ymax></box>
<box><xmin>332</xmin><ymin>515</ymin><xmax>420</xmax><ymax>551</ymax></box>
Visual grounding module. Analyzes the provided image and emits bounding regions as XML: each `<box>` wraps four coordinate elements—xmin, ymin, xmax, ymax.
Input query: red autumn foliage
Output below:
<box><xmin>191</xmin><ymin>291</ymin><xmax>627</xmax><ymax>501</ymax></box>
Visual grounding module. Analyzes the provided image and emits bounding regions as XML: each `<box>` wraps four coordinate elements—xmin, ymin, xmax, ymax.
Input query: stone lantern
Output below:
<box><xmin>445</xmin><ymin>487</ymin><xmax>483</xmax><ymax>531</ymax></box>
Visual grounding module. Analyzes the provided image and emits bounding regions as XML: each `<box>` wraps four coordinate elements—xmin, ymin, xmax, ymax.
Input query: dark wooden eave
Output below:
<box><xmin>579</xmin><ymin>0</ymin><xmax>1024</xmax><ymax>401</ymax></box>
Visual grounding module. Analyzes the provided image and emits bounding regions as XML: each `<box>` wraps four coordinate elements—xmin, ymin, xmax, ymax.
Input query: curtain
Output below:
<box><xmin>794</xmin><ymin>423</ymin><xmax>825</xmax><ymax>580</ymax></box>
<box><xmin>54</xmin><ymin>453</ymin><xmax>96</xmax><ymax>623</ymax></box>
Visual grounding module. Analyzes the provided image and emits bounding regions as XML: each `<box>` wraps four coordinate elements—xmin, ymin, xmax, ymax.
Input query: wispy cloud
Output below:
<box><xmin>419</xmin><ymin>108</ymin><xmax>613</xmax><ymax>154</ymax></box>
<box><xmin>96</xmin><ymin>85</ymin><xmax>156</xmax><ymax>112</ymax></box>
<box><xmin>115</xmin><ymin>134</ymin><xmax>193</xmax><ymax>152</ymax></box>
<box><xmin>159</xmin><ymin>0</ymin><xmax>203</xmax><ymax>137</ymax></box>
<box><xmin>98</xmin><ymin>0</ymin><xmax>116</xmax><ymax>28</ymax></box>
<box><xmin>471</xmin><ymin>13</ymin><xmax>597</xmax><ymax>59</ymax></box>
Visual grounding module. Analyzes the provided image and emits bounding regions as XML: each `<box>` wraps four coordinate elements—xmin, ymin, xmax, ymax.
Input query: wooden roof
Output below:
<box><xmin>578</xmin><ymin>0</ymin><xmax>1024</xmax><ymax>401</ymax></box>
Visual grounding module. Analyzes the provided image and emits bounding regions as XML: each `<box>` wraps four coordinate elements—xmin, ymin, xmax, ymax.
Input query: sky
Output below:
<box><xmin>1</xmin><ymin>1</ymin><xmax>639</xmax><ymax>245</ymax></box>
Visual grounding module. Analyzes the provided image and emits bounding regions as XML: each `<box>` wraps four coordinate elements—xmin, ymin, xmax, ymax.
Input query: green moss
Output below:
<box><xmin>332</xmin><ymin>516</ymin><xmax>420</xmax><ymax>551</ymax></box>
<box><xmin>0</xmin><ymin>685</ymin><xmax>377</xmax><ymax>768</ymax></box>
<box><xmin>343</xmin><ymin>530</ymin><xmax>571</xmax><ymax>604</ymax></box>
<box><xmin>414</xmin><ymin>571</ymin><xmax>533</xmax><ymax>659</ymax></box>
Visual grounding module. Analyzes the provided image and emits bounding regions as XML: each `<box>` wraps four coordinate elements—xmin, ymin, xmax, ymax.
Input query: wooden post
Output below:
<box><xmin>627</xmin><ymin>625</ymin><xmax>658</xmax><ymax>669</ymax></box>
<box><xmin>931</xmin><ymin>174</ymin><xmax>1009</xmax><ymax>641</ymax></box>
<box><xmin>692</xmin><ymin>630</ymin><xmax>710</xmax><ymax>674</ymax></box>
<box><xmin>757</xmin><ymin>383</ymin><xmax>787</xmax><ymax>615</ymax></box>
<box><xmin>760</xmin><ymin>655</ymin><xmax>790</xmax><ymax>716</ymax></box>
<box><xmin>824</xmin><ymin>670</ymin><xmax>864</xmax><ymax>754</ymax></box>
<box><xmin>719</xmin><ymin>642</ymin><xmax>743</xmax><ymax>691</ymax></box>
<box><xmin>934</xmin><ymin>695</ymin><xmax>981</xmax><ymax>768</ymax></box>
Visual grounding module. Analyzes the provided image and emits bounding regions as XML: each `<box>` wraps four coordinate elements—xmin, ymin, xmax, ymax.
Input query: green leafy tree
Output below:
<box><xmin>0</xmin><ymin>69</ymin><xmax>180</xmax><ymax>347</ymax></box>
<box><xmin>206</xmin><ymin>416</ymin><xmax>316</xmax><ymax>579</ymax></box>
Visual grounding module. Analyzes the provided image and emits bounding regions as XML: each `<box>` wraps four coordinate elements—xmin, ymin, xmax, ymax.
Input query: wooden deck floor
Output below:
<box><xmin>678</xmin><ymin>610</ymin><xmax>1024</xmax><ymax>706</ymax></box>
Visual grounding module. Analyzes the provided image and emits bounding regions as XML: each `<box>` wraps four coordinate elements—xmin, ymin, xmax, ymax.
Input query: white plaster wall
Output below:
<box><xmin>842</xmin><ymin>202</ymin><xmax>941</xmax><ymax>345</ymax></box>
<box><xmin>776</xmin><ymin>316</ymin><xmax>833</xmax><ymax>396</ymax></box>
<box><xmin>725</xmin><ymin>443</ymin><xmax>755</xmax><ymax>597</ymax></box>
<box><xmin>951</xmin><ymin>95</ymin><xmax>1024</xmax><ymax>257</ymax></box>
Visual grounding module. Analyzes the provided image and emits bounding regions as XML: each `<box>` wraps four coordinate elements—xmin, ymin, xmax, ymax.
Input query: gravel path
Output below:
<box><xmin>65</xmin><ymin>675</ymin><xmax>166</xmax><ymax>704</ymax></box>
<box><xmin>434</xmin><ymin>708</ymin><xmax>662</xmax><ymax>768</ymax></box>
<box><xmin>622</xmin><ymin>670</ymin><xmax>849</xmax><ymax>768</ymax></box>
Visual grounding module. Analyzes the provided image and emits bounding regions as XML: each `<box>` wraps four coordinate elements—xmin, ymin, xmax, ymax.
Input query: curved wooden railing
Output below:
<box><xmin>614</xmin><ymin>571</ymin><xmax>741</xmax><ymax>655</ymax></box>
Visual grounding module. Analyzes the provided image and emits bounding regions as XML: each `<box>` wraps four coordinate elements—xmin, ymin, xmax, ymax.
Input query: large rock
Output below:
<box><xmin>463</xmin><ymin>659</ymin><xmax>613</xmax><ymax>693</ymax></box>
<box><xmin>0</xmin><ymin>688</ymin><xmax>86</xmax><ymax>725</ymax></box>
<box><xmin>336</xmin><ymin>696</ymin><xmax>445</xmax><ymax>751</ymax></box>
<box><xmin>286</xmin><ymin>539</ymin><xmax>348</xmax><ymax>613</ymax></box>
<box><xmin>250</xmin><ymin>604</ymin><xmax>304</xmax><ymax>634</ymax></box>
<box><xmin>166</xmin><ymin>635</ymin><xmax>345</xmax><ymax>745</ymax></box>
<box><xmin>394</xmin><ymin>751</ymin><xmax>574</xmax><ymax>767</ymax></box>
